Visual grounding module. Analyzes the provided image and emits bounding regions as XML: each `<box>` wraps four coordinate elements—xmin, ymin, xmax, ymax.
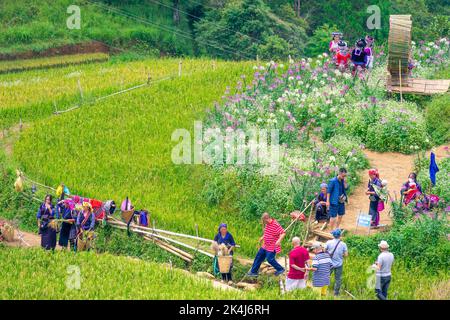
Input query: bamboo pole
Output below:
<box><xmin>109</xmin><ymin>223</ymin><xmax>215</xmax><ymax>258</ymax></box>
<box><xmin>285</xmin><ymin>200</ymin><xmax>313</xmax><ymax>232</ymax></box>
<box><xmin>107</xmin><ymin>217</ymin><xmax>238</xmax><ymax>246</ymax></box>
<box><xmin>399</xmin><ymin>60</ymin><xmax>403</xmax><ymax>102</ymax></box>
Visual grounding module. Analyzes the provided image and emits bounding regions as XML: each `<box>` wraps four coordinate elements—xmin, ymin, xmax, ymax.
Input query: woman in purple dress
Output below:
<box><xmin>37</xmin><ymin>194</ymin><xmax>58</xmax><ymax>250</ymax></box>
<box><xmin>366</xmin><ymin>169</ymin><xmax>382</xmax><ymax>226</ymax></box>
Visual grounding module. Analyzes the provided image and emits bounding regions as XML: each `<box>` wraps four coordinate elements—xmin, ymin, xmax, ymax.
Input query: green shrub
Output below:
<box><xmin>425</xmin><ymin>94</ymin><xmax>450</xmax><ymax>145</ymax></box>
<box><xmin>346</xmin><ymin>213</ymin><xmax>450</xmax><ymax>272</ymax></box>
<box><xmin>338</xmin><ymin>100</ymin><xmax>431</xmax><ymax>154</ymax></box>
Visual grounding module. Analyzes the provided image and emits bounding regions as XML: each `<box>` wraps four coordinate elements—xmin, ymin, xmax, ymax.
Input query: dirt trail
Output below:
<box><xmin>338</xmin><ymin>145</ymin><xmax>449</xmax><ymax>235</ymax></box>
<box><xmin>2</xmin><ymin>227</ymin><xmax>41</xmax><ymax>248</ymax></box>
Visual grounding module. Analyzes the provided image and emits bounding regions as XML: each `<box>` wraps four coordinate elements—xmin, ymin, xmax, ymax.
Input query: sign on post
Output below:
<box><xmin>355</xmin><ymin>211</ymin><xmax>372</xmax><ymax>234</ymax></box>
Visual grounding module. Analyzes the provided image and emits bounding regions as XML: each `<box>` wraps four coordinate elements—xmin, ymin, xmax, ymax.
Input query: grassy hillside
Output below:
<box><xmin>1</xmin><ymin>246</ymin><xmax>447</xmax><ymax>299</ymax></box>
<box><xmin>0</xmin><ymin>0</ymin><xmax>193</xmax><ymax>56</ymax></box>
<box><xmin>7</xmin><ymin>59</ymin><xmax>265</xmax><ymax>256</ymax></box>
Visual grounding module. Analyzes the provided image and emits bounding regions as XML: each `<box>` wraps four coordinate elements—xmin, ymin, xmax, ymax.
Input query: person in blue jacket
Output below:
<box><xmin>213</xmin><ymin>223</ymin><xmax>236</xmax><ymax>282</ymax></box>
<box><xmin>326</xmin><ymin>168</ymin><xmax>348</xmax><ymax>231</ymax></box>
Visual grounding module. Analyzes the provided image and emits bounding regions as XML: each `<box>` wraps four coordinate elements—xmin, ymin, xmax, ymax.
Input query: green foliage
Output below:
<box><xmin>417</xmin><ymin>156</ymin><xmax>450</xmax><ymax>206</ymax></box>
<box><xmin>194</xmin><ymin>0</ymin><xmax>307</xmax><ymax>60</ymax></box>
<box><xmin>346</xmin><ymin>213</ymin><xmax>450</xmax><ymax>272</ymax></box>
<box><xmin>337</xmin><ymin>100</ymin><xmax>431</xmax><ymax>153</ymax></box>
<box><xmin>425</xmin><ymin>94</ymin><xmax>450</xmax><ymax>145</ymax></box>
<box><xmin>304</xmin><ymin>24</ymin><xmax>337</xmax><ymax>58</ymax></box>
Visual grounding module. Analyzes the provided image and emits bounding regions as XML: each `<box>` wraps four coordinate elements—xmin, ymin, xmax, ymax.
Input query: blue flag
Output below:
<box><xmin>429</xmin><ymin>152</ymin><xmax>439</xmax><ymax>186</ymax></box>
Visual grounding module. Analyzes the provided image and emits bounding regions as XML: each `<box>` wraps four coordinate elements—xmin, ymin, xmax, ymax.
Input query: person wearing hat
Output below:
<box><xmin>366</xmin><ymin>169</ymin><xmax>382</xmax><ymax>227</ymax></box>
<box><xmin>351</xmin><ymin>38</ymin><xmax>368</xmax><ymax>76</ymax></box>
<box><xmin>76</xmin><ymin>202</ymin><xmax>96</xmax><ymax>233</ymax></box>
<box><xmin>329</xmin><ymin>32</ymin><xmax>342</xmax><ymax>54</ymax></box>
<box><xmin>373</xmin><ymin>240</ymin><xmax>394</xmax><ymax>300</ymax></box>
<box><xmin>336</xmin><ymin>41</ymin><xmax>351</xmax><ymax>70</ymax></box>
<box><xmin>314</xmin><ymin>183</ymin><xmax>329</xmax><ymax>222</ymax></box>
<box><xmin>306</xmin><ymin>242</ymin><xmax>332</xmax><ymax>297</ymax></box>
<box><xmin>325</xmin><ymin>229</ymin><xmax>348</xmax><ymax>296</ymax></box>
<box><xmin>213</xmin><ymin>223</ymin><xmax>236</xmax><ymax>282</ymax></box>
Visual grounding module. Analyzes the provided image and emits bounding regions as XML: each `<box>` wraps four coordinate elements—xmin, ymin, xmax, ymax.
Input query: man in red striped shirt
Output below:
<box><xmin>247</xmin><ymin>212</ymin><xmax>286</xmax><ymax>277</ymax></box>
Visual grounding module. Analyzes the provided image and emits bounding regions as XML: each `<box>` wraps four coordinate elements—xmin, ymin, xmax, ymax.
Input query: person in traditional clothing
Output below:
<box><xmin>329</xmin><ymin>32</ymin><xmax>342</xmax><ymax>55</ymax></box>
<box><xmin>400</xmin><ymin>172</ymin><xmax>422</xmax><ymax>196</ymax></box>
<box><xmin>351</xmin><ymin>38</ymin><xmax>368</xmax><ymax>76</ymax></box>
<box><xmin>364</xmin><ymin>35</ymin><xmax>375</xmax><ymax>69</ymax></box>
<box><xmin>58</xmin><ymin>198</ymin><xmax>77</xmax><ymax>250</ymax></box>
<box><xmin>366</xmin><ymin>169</ymin><xmax>382</xmax><ymax>227</ymax></box>
<box><xmin>77</xmin><ymin>202</ymin><xmax>96</xmax><ymax>232</ymax></box>
<box><xmin>335</xmin><ymin>41</ymin><xmax>351</xmax><ymax>71</ymax></box>
<box><xmin>213</xmin><ymin>223</ymin><xmax>236</xmax><ymax>282</ymax></box>
<box><xmin>37</xmin><ymin>194</ymin><xmax>58</xmax><ymax>250</ymax></box>
<box><xmin>314</xmin><ymin>183</ymin><xmax>329</xmax><ymax>222</ymax></box>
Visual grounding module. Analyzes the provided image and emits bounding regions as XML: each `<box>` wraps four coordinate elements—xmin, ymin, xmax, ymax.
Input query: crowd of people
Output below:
<box><xmin>36</xmin><ymin>165</ymin><xmax>436</xmax><ymax>300</ymax></box>
<box><xmin>211</xmin><ymin>166</ymin><xmax>439</xmax><ymax>299</ymax></box>
<box><xmin>37</xmin><ymin>194</ymin><xmax>96</xmax><ymax>251</ymax></box>
<box><xmin>329</xmin><ymin>32</ymin><xmax>375</xmax><ymax>76</ymax></box>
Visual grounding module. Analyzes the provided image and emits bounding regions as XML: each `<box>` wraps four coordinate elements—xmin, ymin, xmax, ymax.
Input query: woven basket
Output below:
<box><xmin>218</xmin><ymin>256</ymin><xmax>232</xmax><ymax>273</ymax></box>
<box><xmin>121</xmin><ymin>210</ymin><xmax>134</xmax><ymax>223</ymax></box>
<box><xmin>77</xmin><ymin>232</ymin><xmax>93</xmax><ymax>252</ymax></box>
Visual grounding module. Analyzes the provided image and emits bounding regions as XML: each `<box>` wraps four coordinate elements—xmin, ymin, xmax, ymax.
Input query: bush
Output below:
<box><xmin>346</xmin><ymin>213</ymin><xmax>450</xmax><ymax>272</ymax></box>
<box><xmin>338</xmin><ymin>100</ymin><xmax>431</xmax><ymax>153</ymax></box>
<box><xmin>425</xmin><ymin>94</ymin><xmax>450</xmax><ymax>145</ymax></box>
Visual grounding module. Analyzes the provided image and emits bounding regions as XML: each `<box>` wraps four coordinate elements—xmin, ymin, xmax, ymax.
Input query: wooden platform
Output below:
<box><xmin>387</xmin><ymin>78</ymin><xmax>450</xmax><ymax>95</ymax></box>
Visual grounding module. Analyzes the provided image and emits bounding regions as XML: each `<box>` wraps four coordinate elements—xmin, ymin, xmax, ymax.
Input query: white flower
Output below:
<box><xmin>329</xmin><ymin>156</ymin><xmax>336</xmax><ymax>162</ymax></box>
<box><xmin>320</xmin><ymin>113</ymin><xmax>326</xmax><ymax>119</ymax></box>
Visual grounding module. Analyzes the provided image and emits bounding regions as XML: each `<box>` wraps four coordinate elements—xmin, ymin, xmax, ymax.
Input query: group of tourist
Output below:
<box><xmin>212</xmin><ymin>167</ymin><xmax>429</xmax><ymax>299</ymax></box>
<box><xmin>329</xmin><ymin>32</ymin><xmax>375</xmax><ymax>75</ymax></box>
<box><xmin>37</xmin><ymin>194</ymin><xmax>95</xmax><ymax>251</ymax></box>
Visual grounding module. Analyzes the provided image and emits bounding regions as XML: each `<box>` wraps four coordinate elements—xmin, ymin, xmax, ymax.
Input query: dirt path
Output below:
<box><xmin>338</xmin><ymin>145</ymin><xmax>449</xmax><ymax>235</ymax></box>
<box><xmin>2</xmin><ymin>227</ymin><xmax>41</xmax><ymax>248</ymax></box>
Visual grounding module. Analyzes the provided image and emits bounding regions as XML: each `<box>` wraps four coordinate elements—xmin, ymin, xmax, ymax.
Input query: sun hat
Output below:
<box><xmin>311</xmin><ymin>241</ymin><xmax>323</xmax><ymax>250</ymax></box>
<box><xmin>331</xmin><ymin>228</ymin><xmax>342</xmax><ymax>238</ymax></box>
<box><xmin>378</xmin><ymin>240</ymin><xmax>389</xmax><ymax>249</ymax></box>
<box><xmin>82</xmin><ymin>202</ymin><xmax>92</xmax><ymax>211</ymax></box>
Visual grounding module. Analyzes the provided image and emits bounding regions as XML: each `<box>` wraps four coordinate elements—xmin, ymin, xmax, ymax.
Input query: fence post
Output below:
<box><xmin>178</xmin><ymin>60</ymin><xmax>183</xmax><ymax>77</ymax></box>
<box><xmin>147</xmin><ymin>72</ymin><xmax>152</xmax><ymax>85</ymax></box>
<box><xmin>19</xmin><ymin>118</ymin><xmax>23</xmax><ymax>132</ymax></box>
<box><xmin>256</xmin><ymin>55</ymin><xmax>259</xmax><ymax>64</ymax></box>
<box><xmin>53</xmin><ymin>101</ymin><xmax>58</xmax><ymax>114</ymax></box>
<box><xmin>77</xmin><ymin>79</ymin><xmax>84</xmax><ymax>103</ymax></box>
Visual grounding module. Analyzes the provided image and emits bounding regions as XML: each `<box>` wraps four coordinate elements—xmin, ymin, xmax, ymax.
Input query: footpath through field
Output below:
<box><xmin>340</xmin><ymin>145</ymin><xmax>449</xmax><ymax>235</ymax></box>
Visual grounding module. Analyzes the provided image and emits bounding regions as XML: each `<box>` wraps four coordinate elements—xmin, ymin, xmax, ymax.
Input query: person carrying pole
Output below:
<box><xmin>247</xmin><ymin>212</ymin><xmax>286</xmax><ymax>277</ymax></box>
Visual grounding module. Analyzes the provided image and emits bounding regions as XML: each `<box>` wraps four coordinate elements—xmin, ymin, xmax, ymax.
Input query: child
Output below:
<box><xmin>335</xmin><ymin>41</ymin><xmax>351</xmax><ymax>70</ymax></box>
<box><xmin>314</xmin><ymin>183</ymin><xmax>329</xmax><ymax>222</ymax></box>
<box><xmin>351</xmin><ymin>38</ymin><xmax>368</xmax><ymax>76</ymax></box>
<box><xmin>364</xmin><ymin>35</ymin><xmax>375</xmax><ymax>69</ymax></box>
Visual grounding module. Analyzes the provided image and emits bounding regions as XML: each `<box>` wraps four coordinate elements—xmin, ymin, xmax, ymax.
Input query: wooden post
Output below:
<box><xmin>147</xmin><ymin>72</ymin><xmax>151</xmax><ymax>85</ymax></box>
<box><xmin>256</xmin><ymin>55</ymin><xmax>259</xmax><ymax>64</ymax></box>
<box><xmin>178</xmin><ymin>60</ymin><xmax>182</xmax><ymax>77</ymax></box>
<box><xmin>77</xmin><ymin>79</ymin><xmax>84</xmax><ymax>102</ymax></box>
<box><xmin>19</xmin><ymin>118</ymin><xmax>22</xmax><ymax>132</ymax></box>
<box><xmin>195</xmin><ymin>223</ymin><xmax>199</xmax><ymax>247</ymax></box>
<box><xmin>398</xmin><ymin>60</ymin><xmax>403</xmax><ymax>103</ymax></box>
<box><xmin>53</xmin><ymin>101</ymin><xmax>58</xmax><ymax>114</ymax></box>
